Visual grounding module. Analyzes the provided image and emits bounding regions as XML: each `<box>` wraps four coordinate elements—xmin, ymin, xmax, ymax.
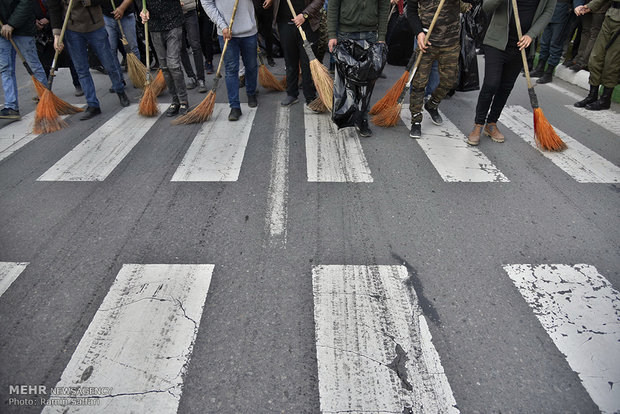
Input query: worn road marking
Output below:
<box><xmin>37</xmin><ymin>104</ymin><xmax>166</xmax><ymax>181</ymax></box>
<box><xmin>42</xmin><ymin>264</ymin><xmax>214</xmax><ymax>413</ymax></box>
<box><xmin>501</xmin><ymin>105</ymin><xmax>620</xmax><ymax>183</ymax></box>
<box><xmin>304</xmin><ymin>108</ymin><xmax>373</xmax><ymax>182</ymax></box>
<box><xmin>566</xmin><ymin>105</ymin><xmax>620</xmax><ymax>137</ymax></box>
<box><xmin>400</xmin><ymin>106</ymin><xmax>509</xmax><ymax>182</ymax></box>
<box><xmin>266</xmin><ymin>106</ymin><xmax>289</xmax><ymax>243</ymax></box>
<box><xmin>504</xmin><ymin>264</ymin><xmax>620</xmax><ymax>414</ymax></box>
<box><xmin>0</xmin><ymin>262</ymin><xmax>28</xmax><ymax>298</ymax></box>
<box><xmin>171</xmin><ymin>103</ymin><xmax>256</xmax><ymax>181</ymax></box>
<box><xmin>313</xmin><ymin>265</ymin><xmax>459</xmax><ymax>414</ymax></box>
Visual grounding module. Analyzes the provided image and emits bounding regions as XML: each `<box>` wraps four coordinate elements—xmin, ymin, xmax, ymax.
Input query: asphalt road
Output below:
<box><xmin>0</xmin><ymin>53</ymin><xmax>619</xmax><ymax>414</ymax></box>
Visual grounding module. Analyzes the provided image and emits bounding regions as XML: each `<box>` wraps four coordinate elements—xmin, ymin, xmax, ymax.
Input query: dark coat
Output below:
<box><xmin>0</xmin><ymin>0</ymin><xmax>36</xmax><ymax>36</ymax></box>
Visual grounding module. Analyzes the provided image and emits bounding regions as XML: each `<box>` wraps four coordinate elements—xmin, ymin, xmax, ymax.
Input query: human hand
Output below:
<box><xmin>54</xmin><ymin>34</ymin><xmax>64</xmax><ymax>52</ymax></box>
<box><xmin>292</xmin><ymin>13</ymin><xmax>305</xmax><ymax>27</ymax></box>
<box><xmin>1</xmin><ymin>24</ymin><xmax>13</xmax><ymax>39</ymax></box>
<box><xmin>328</xmin><ymin>38</ymin><xmax>337</xmax><ymax>53</ymax></box>
<box><xmin>517</xmin><ymin>34</ymin><xmax>532</xmax><ymax>50</ymax></box>
<box><xmin>263</xmin><ymin>0</ymin><xmax>272</xmax><ymax>7</ymax></box>
<box><xmin>223</xmin><ymin>27</ymin><xmax>232</xmax><ymax>41</ymax></box>
<box><xmin>417</xmin><ymin>32</ymin><xmax>429</xmax><ymax>52</ymax></box>
<box><xmin>140</xmin><ymin>10</ymin><xmax>149</xmax><ymax>23</ymax></box>
<box><xmin>36</xmin><ymin>18</ymin><xmax>49</xmax><ymax>30</ymax></box>
<box><xmin>113</xmin><ymin>5</ymin><xmax>126</xmax><ymax>19</ymax></box>
<box><xmin>390</xmin><ymin>0</ymin><xmax>398</xmax><ymax>3</ymax></box>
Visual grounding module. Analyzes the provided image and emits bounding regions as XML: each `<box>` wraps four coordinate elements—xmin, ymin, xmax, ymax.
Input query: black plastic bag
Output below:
<box><xmin>463</xmin><ymin>3</ymin><xmax>488</xmax><ymax>44</ymax></box>
<box><xmin>457</xmin><ymin>14</ymin><xmax>480</xmax><ymax>92</ymax></box>
<box><xmin>332</xmin><ymin>39</ymin><xmax>388</xmax><ymax>128</ymax></box>
<box><xmin>386</xmin><ymin>5</ymin><xmax>414</xmax><ymax>66</ymax></box>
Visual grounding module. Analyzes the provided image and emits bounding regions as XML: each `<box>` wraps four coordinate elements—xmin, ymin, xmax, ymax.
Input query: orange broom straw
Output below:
<box><xmin>258</xmin><ymin>46</ymin><xmax>285</xmax><ymax>92</ymax></box>
<box><xmin>370</xmin><ymin>51</ymin><xmax>416</xmax><ymax>115</ymax></box>
<box><xmin>138</xmin><ymin>0</ymin><xmax>159</xmax><ymax>116</ymax></box>
<box><xmin>511</xmin><ymin>0</ymin><xmax>566</xmax><ymax>151</ymax></box>
<box><xmin>172</xmin><ymin>0</ymin><xmax>239</xmax><ymax>125</ymax></box>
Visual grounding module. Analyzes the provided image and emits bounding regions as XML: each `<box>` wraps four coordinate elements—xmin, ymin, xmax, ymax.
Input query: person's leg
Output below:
<box><xmin>102</xmin><ymin>16</ymin><xmax>125</xmax><ymax>87</ymax></box>
<box><xmin>474</xmin><ymin>46</ymin><xmax>505</xmax><ymax>125</ymax></box>
<box><xmin>120</xmin><ymin>13</ymin><xmax>140</xmax><ymax>59</ymax></box>
<box><xmin>428</xmin><ymin>44</ymin><xmax>460</xmax><ymax>107</ymax></box>
<box><xmin>0</xmin><ymin>37</ymin><xmax>18</xmax><ymax>111</ymax></box>
<box><xmin>219</xmin><ymin>35</ymin><xmax>241</xmax><ymax>108</ymax></box>
<box><xmin>279</xmin><ymin>22</ymin><xmax>300</xmax><ymax>100</ymax></box>
<box><xmin>299</xmin><ymin>23</ymin><xmax>318</xmax><ymax>102</ymax></box>
<box><xmin>538</xmin><ymin>25</ymin><xmax>553</xmax><ymax>64</ymax></box>
<box><xmin>198</xmin><ymin>6</ymin><xmax>214</xmax><ymax>67</ymax></box>
<box><xmin>87</xmin><ymin>27</ymin><xmax>125</xmax><ymax>93</ymax></box>
<box><xmin>13</xmin><ymin>36</ymin><xmax>48</xmax><ymax>87</ymax></box>
<box><xmin>581</xmin><ymin>12</ymin><xmax>605</xmax><ymax>67</ymax></box>
<box><xmin>185</xmin><ymin>9</ymin><xmax>205</xmax><ymax>82</ymax></box>
<box><xmin>599</xmin><ymin>19</ymin><xmax>620</xmax><ymax>90</ymax></box>
<box><xmin>409</xmin><ymin>50</ymin><xmax>435</xmax><ymax>123</ymax></box>
<box><xmin>164</xmin><ymin>27</ymin><xmax>188</xmax><ymax>105</ymax></box>
<box><xmin>64</xmin><ymin>29</ymin><xmax>100</xmax><ymax>108</ymax></box>
<box><xmin>586</xmin><ymin>18</ymin><xmax>610</xmax><ymax>90</ymax></box>
<box><xmin>486</xmin><ymin>46</ymin><xmax>523</xmax><ymax>124</ymax></box>
<box><xmin>151</xmin><ymin>30</ymin><xmax>178</xmax><ymax>102</ymax></box>
<box><xmin>180</xmin><ymin>27</ymin><xmax>196</xmax><ymax>81</ymax></box>
<box><xmin>239</xmin><ymin>34</ymin><xmax>258</xmax><ymax>97</ymax></box>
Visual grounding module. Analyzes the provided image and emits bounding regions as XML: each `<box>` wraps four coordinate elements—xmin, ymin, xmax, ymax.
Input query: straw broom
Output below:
<box><xmin>34</xmin><ymin>0</ymin><xmax>83</xmax><ymax>134</ymax></box>
<box><xmin>138</xmin><ymin>0</ymin><xmax>159</xmax><ymax>116</ymax></box>
<box><xmin>172</xmin><ymin>0</ymin><xmax>239</xmax><ymax>125</ymax></box>
<box><xmin>372</xmin><ymin>0</ymin><xmax>445</xmax><ymax>127</ymax></box>
<box><xmin>111</xmin><ymin>0</ymin><xmax>147</xmax><ymax>89</ymax></box>
<box><xmin>511</xmin><ymin>0</ymin><xmax>566</xmax><ymax>151</ymax></box>
<box><xmin>370</xmin><ymin>51</ymin><xmax>416</xmax><ymax>115</ymax></box>
<box><xmin>258</xmin><ymin>46</ymin><xmax>285</xmax><ymax>91</ymax></box>
<box><xmin>286</xmin><ymin>0</ymin><xmax>333</xmax><ymax>111</ymax></box>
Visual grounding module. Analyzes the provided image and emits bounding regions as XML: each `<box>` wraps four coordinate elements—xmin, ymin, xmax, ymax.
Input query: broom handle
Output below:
<box><xmin>110</xmin><ymin>0</ymin><xmax>130</xmax><ymax>45</ymax></box>
<box><xmin>214</xmin><ymin>0</ymin><xmax>240</xmax><ymax>78</ymax></box>
<box><xmin>285</xmin><ymin>0</ymin><xmax>308</xmax><ymax>42</ymax></box>
<box><xmin>142</xmin><ymin>0</ymin><xmax>151</xmax><ymax>82</ymax></box>
<box><xmin>0</xmin><ymin>18</ymin><xmax>35</xmax><ymax>76</ymax></box>
<box><xmin>510</xmin><ymin>0</ymin><xmax>534</xmax><ymax>89</ymax></box>
<box><xmin>49</xmin><ymin>0</ymin><xmax>76</xmax><ymax>89</ymax></box>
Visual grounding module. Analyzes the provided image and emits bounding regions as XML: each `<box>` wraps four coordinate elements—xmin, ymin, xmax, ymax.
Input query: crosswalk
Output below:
<box><xmin>1</xmin><ymin>261</ymin><xmax>617</xmax><ymax>412</ymax></box>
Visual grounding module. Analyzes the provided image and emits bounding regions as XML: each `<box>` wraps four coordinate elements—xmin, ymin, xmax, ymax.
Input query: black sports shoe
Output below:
<box><xmin>410</xmin><ymin>122</ymin><xmax>421</xmax><ymax>139</ymax></box>
<box><xmin>166</xmin><ymin>103</ymin><xmax>180</xmax><ymax>117</ymax></box>
<box><xmin>355</xmin><ymin>118</ymin><xmax>372</xmax><ymax>137</ymax></box>
<box><xmin>118</xmin><ymin>92</ymin><xmax>130</xmax><ymax>107</ymax></box>
<box><xmin>424</xmin><ymin>102</ymin><xmax>443</xmax><ymax>125</ymax></box>
<box><xmin>267</xmin><ymin>56</ymin><xmax>276</xmax><ymax>67</ymax></box>
<box><xmin>228</xmin><ymin>107</ymin><xmax>242</xmax><ymax>121</ymax></box>
<box><xmin>80</xmin><ymin>106</ymin><xmax>101</xmax><ymax>121</ymax></box>
<box><xmin>0</xmin><ymin>108</ymin><xmax>21</xmax><ymax>119</ymax></box>
<box><xmin>247</xmin><ymin>94</ymin><xmax>257</xmax><ymax>108</ymax></box>
<box><xmin>178</xmin><ymin>103</ymin><xmax>189</xmax><ymax>116</ymax></box>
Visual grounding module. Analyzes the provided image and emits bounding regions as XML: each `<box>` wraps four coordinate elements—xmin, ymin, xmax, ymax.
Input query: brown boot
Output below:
<box><xmin>484</xmin><ymin>123</ymin><xmax>505</xmax><ymax>143</ymax></box>
<box><xmin>467</xmin><ymin>124</ymin><xmax>483</xmax><ymax>146</ymax></box>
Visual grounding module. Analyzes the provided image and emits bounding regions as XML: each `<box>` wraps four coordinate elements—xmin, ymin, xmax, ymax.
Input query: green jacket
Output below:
<box><xmin>482</xmin><ymin>0</ymin><xmax>557</xmax><ymax>50</ymax></box>
<box><xmin>327</xmin><ymin>0</ymin><xmax>390</xmax><ymax>41</ymax></box>
<box><xmin>586</xmin><ymin>0</ymin><xmax>620</xmax><ymax>22</ymax></box>
<box><xmin>0</xmin><ymin>0</ymin><xmax>36</xmax><ymax>37</ymax></box>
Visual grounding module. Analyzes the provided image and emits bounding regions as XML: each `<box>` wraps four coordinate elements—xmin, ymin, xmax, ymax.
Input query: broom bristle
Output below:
<box><xmin>33</xmin><ymin>89</ymin><xmax>68</xmax><ymax>134</ymax></box>
<box><xmin>371</xmin><ymin>103</ymin><xmax>402</xmax><ymax>127</ymax></box>
<box><xmin>259</xmin><ymin>65</ymin><xmax>285</xmax><ymax>92</ymax></box>
<box><xmin>172</xmin><ymin>90</ymin><xmax>216</xmax><ymax>125</ymax></box>
<box><xmin>152</xmin><ymin>69</ymin><xmax>167</xmax><ymax>96</ymax></box>
<box><xmin>32</xmin><ymin>76</ymin><xmax>47</xmax><ymax>97</ymax></box>
<box><xmin>533</xmin><ymin>108</ymin><xmax>567</xmax><ymax>151</ymax></box>
<box><xmin>51</xmin><ymin>92</ymin><xmax>83</xmax><ymax>115</ymax></box>
<box><xmin>138</xmin><ymin>84</ymin><xmax>159</xmax><ymax>117</ymax></box>
<box><xmin>308</xmin><ymin>97</ymin><xmax>328</xmax><ymax>113</ymax></box>
<box><xmin>280</xmin><ymin>76</ymin><xmax>286</xmax><ymax>89</ymax></box>
<box><xmin>309</xmin><ymin>60</ymin><xmax>333</xmax><ymax>111</ymax></box>
<box><xmin>370</xmin><ymin>70</ymin><xmax>408</xmax><ymax>115</ymax></box>
<box><xmin>127</xmin><ymin>53</ymin><xmax>147</xmax><ymax>89</ymax></box>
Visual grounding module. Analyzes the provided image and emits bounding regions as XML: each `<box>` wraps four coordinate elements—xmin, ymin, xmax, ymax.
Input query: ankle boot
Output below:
<box><xmin>537</xmin><ymin>65</ymin><xmax>555</xmax><ymax>84</ymax></box>
<box><xmin>574</xmin><ymin>85</ymin><xmax>599</xmax><ymax>108</ymax></box>
<box><xmin>530</xmin><ymin>61</ymin><xmax>546</xmax><ymax>78</ymax></box>
<box><xmin>586</xmin><ymin>86</ymin><xmax>613</xmax><ymax>111</ymax></box>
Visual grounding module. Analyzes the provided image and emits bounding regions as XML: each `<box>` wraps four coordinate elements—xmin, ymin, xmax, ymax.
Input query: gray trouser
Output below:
<box><xmin>151</xmin><ymin>27</ymin><xmax>188</xmax><ymax>104</ymax></box>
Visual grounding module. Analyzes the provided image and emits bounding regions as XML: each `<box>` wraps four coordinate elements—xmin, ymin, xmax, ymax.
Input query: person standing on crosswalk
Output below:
<box><xmin>467</xmin><ymin>0</ymin><xmax>556</xmax><ymax>145</ymax></box>
<box><xmin>202</xmin><ymin>0</ymin><xmax>259</xmax><ymax>122</ymax></box>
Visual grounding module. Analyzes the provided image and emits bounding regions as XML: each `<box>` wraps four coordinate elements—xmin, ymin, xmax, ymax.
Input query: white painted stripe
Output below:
<box><xmin>42</xmin><ymin>264</ymin><xmax>214</xmax><ymax>413</ymax></box>
<box><xmin>313</xmin><ymin>265</ymin><xmax>459</xmax><ymax>414</ymax></box>
<box><xmin>0</xmin><ymin>262</ymin><xmax>28</xmax><ymax>298</ymax></box>
<box><xmin>504</xmin><ymin>264</ymin><xmax>620</xmax><ymax>414</ymax></box>
<box><xmin>37</xmin><ymin>105</ymin><xmax>166</xmax><ymax>181</ymax></box>
<box><xmin>304</xmin><ymin>108</ymin><xmax>373</xmax><ymax>182</ymax></box>
<box><xmin>567</xmin><ymin>105</ymin><xmax>620</xmax><ymax>137</ymax></box>
<box><xmin>266</xmin><ymin>106</ymin><xmax>289</xmax><ymax>242</ymax></box>
<box><xmin>0</xmin><ymin>111</ymin><xmax>70</xmax><ymax>163</ymax></box>
<box><xmin>171</xmin><ymin>103</ymin><xmax>256</xmax><ymax>182</ymax></box>
<box><xmin>501</xmin><ymin>105</ymin><xmax>620</xmax><ymax>183</ymax></box>
<box><xmin>545</xmin><ymin>82</ymin><xmax>583</xmax><ymax>101</ymax></box>
<box><xmin>400</xmin><ymin>106</ymin><xmax>509</xmax><ymax>182</ymax></box>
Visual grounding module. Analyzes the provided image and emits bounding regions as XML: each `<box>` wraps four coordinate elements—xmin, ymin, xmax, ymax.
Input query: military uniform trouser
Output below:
<box><xmin>410</xmin><ymin>43</ymin><xmax>460</xmax><ymax>123</ymax></box>
<box><xmin>588</xmin><ymin>17</ymin><xmax>620</xmax><ymax>89</ymax></box>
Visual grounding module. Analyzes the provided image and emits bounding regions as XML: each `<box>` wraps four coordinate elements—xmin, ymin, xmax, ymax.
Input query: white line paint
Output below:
<box><xmin>545</xmin><ymin>82</ymin><xmax>583</xmax><ymax>101</ymax></box>
<box><xmin>304</xmin><ymin>108</ymin><xmax>373</xmax><ymax>182</ymax></box>
<box><xmin>42</xmin><ymin>264</ymin><xmax>214</xmax><ymax>413</ymax></box>
<box><xmin>0</xmin><ymin>111</ymin><xmax>70</xmax><ymax>163</ymax></box>
<box><xmin>37</xmin><ymin>104</ymin><xmax>166</xmax><ymax>181</ymax></box>
<box><xmin>313</xmin><ymin>265</ymin><xmax>459</xmax><ymax>414</ymax></box>
<box><xmin>501</xmin><ymin>105</ymin><xmax>620</xmax><ymax>183</ymax></box>
<box><xmin>401</xmin><ymin>105</ymin><xmax>509</xmax><ymax>182</ymax></box>
<box><xmin>567</xmin><ymin>105</ymin><xmax>620</xmax><ymax>137</ymax></box>
<box><xmin>266</xmin><ymin>106</ymin><xmax>289</xmax><ymax>242</ymax></box>
<box><xmin>0</xmin><ymin>262</ymin><xmax>28</xmax><ymax>298</ymax></box>
<box><xmin>171</xmin><ymin>103</ymin><xmax>256</xmax><ymax>181</ymax></box>
<box><xmin>504</xmin><ymin>264</ymin><xmax>620</xmax><ymax>414</ymax></box>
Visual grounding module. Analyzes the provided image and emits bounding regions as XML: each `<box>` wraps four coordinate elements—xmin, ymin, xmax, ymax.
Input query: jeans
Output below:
<box><xmin>0</xmin><ymin>36</ymin><xmax>47</xmax><ymax>110</ymax></box>
<box><xmin>218</xmin><ymin>34</ymin><xmax>258</xmax><ymax>109</ymax></box>
<box><xmin>278</xmin><ymin>21</ymin><xmax>317</xmax><ymax>102</ymax></box>
<box><xmin>538</xmin><ymin>2</ymin><xmax>572</xmax><ymax>67</ymax></box>
<box><xmin>180</xmin><ymin>9</ymin><xmax>205</xmax><ymax>81</ymax></box>
<box><xmin>104</xmin><ymin>14</ymin><xmax>140</xmax><ymax>60</ymax></box>
<box><xmin>64</xmin><ymin>27</ymin><xmax>125</xmax><ymax>108</ymax></box>
<box><xmin>151</xmin><ymin>27</ymin><xmax>188</xmax><ymax>104</ymax></box>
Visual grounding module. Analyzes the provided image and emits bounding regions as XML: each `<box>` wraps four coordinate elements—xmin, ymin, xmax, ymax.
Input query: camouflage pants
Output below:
<box><xmin>410</xmin><ymin>43</ymin><xmax>460</xmax><ymax>123</ymax></box>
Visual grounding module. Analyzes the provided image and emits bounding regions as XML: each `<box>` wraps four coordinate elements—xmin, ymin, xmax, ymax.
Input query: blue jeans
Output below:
<box><xmin>538</xmin><ymin>2</ymin><xmax>571</xmax><ymax>67</ymax></box>
<box><xmin>104</xmin><ymin>13</ymin><xmax>140</xmax><ymax>61</ymax></box>
<box><xmin>0</xmin><ymin>36</ymin><xmax>47</xmax><ymax>110</ymax></box>
<box><xmin>219</xmin><ymin>34</ymin><xmax>258</xmax><ymax>109</ymax></box>
<box><xmin>64</xmin><ymin>27</ymin><xmax>125</xmax><ymax>108</ymax></box>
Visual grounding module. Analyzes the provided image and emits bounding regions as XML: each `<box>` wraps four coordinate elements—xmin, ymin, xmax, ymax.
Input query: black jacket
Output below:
<box><xmin>0</xmin><ymin>0</ymin><xmax>36</xmax><ymax>36</ymax></box>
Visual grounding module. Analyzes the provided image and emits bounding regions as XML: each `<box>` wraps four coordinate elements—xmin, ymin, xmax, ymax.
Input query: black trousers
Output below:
<box><xmin>474</xmin><ymin>45</ymin><xmax>523</xmax><ymax>125</ymax></box>
<box><xmin>255</xmin><ymin>6</ymin><xmax>274</xmax><ymax>58</ymax></box>
<box><xmin>180</xmin><ymin>9</ymin><xmax>205</xmax><ymax>81</ymax></box>
<box><xmin>277</xmin><ymin>21</ymin><xmax>317</xmax><ymax>102</ymax></box>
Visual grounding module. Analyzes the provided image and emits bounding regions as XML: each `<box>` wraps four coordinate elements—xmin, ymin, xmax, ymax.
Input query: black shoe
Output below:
<box><xmin>228</xmin><ymin>107</ymin><xmax>242</xmax><ymax>121</ymax></box>
<box><xmin>267</xmin><ymin>56</ymin><xmax>276</xmax><ymax>67</ymax></box>
<box><xmin>109</xmin><ymin>79</ymin><xmax>127</xmax><ymax>93</ymax></box>
<box><xmin>424</xmin><ymin>101</ymin><xmax>443</xmax><ymax>125</ymax></box>
<box><xmin>166</xmin><ymin>103</ymin><xmax>180</xmax><ymax>117</ymax></box>
<box><xmin>585</xmin><ymin>86</ymin><xmax>613</xmax><ymax>111</ymax></box>
<box><xmin>247</xmin><ymin>94</ymin><xmax>257</xmax><ymax>108</ymax></box>
<box><xmin>74</xmin><ymin>85</ymin><xmax>84</xmax><ymax>96</ymax></box>
<box><xmin>118</xmin><ymin>92</ymin><xmax>130</xmax><ymax>107</ymax></box>
<box><xmin>178</xmin><ymin>103</ymin><xmax>189</xmax><ymax>115</ymax></box>
<box><xmin>570</xmin><ymin>63</ymin><xmax>583</xmax><ymax>72</ymax></box>
<box><xmin>536</xmin><ymin>72</ymin><xmax>553</xmax><ymax>84</ymax></box>
<box><xmin>355</xmin><ymin>118</ymin><xmax>372</xmax><ymax>137</ymax></box>
<box><xmin>379</xmin><ymin>72</ymin><xmax>387</xmax><ymax>79</ymax></box>
<box><xmin>574</xmin><ymin>85</ymin><xmax>599</xmax><ymax>108</ymax></box>
<box><xmin>238</xmin><ymin>75</ymin><xmax>245</xmax><ymax>88</ymax></box>
<box><xmin>0</xmin><ymin>107</ymin><xmax>21</xmax><ymax>119</ymax></box>
<box><xmin>80</xmin><ymin>106</ymin><xmax>101</xmax><ymax>121</ymax></box>
<box><xmin>410</xmin><ymin>122</ymin><xmax>421</xmax><ymax>139</ymax></box>
<box><xmin>529</xmin><ymin>61</ymin><xmax>546</xmax><ymax>78</ymax></box>
<box><xmin>562</xmin><ymin>59</ymin><xmax>575</xmax><ymax>67</ymax></box>
<box><xmin>93</xmin><ymin>64</ymin><xmax>107</xmax><ymax>74</ymax></box>
<box><xmin>280</xmin><ymin>95</ymin><xmax>299</xmax><ymax>106</ymax></box>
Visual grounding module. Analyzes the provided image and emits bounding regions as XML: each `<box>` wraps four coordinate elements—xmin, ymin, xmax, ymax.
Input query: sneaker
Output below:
<box><xmin>281</xmin><ymin>95</ymin><xmax>299</xmax><ymax>106</ymax></box>
<box><xmin>410</xmin><ymin>122</ymin><xmax>422</xmax><ymax>139</ymax></box>
<box><xmin>178</xmin><ymin>103</ymin><xmax>189</xmax><ymax>116</ymax></box>
<box><xmin>197</xmin><ymin>79</ymin><xmax>207</xmax><ymax>93</ymax></box>
<box><xmin>74</xmin><ymin>85</ymin><xmax>84</xmax><ymax>96</ymax></box>
<box><xmin>228</xmin><ymin>107</ymin><xmax>242</xmax><ymax>121</ymax></box>
<box><xmin>205</xmin><ymin>62</ymin><xmax>214</xmax><ymax>74</ymax></box>
<box><xmin>166</xmin><ymin>103</ymin><xmax>180</xmax><ymax>117</ymax></box>
<box><xmin>355</xmin><ymin>118</ymin><xmax>372</xmax><ymax>137</ymax></box>
<box><xmin>117</xmin><ymin>91</ymin><xmax>130</xmax><ymax>107</ymax></box>
<box><xmin>247</xmin><ymin>94</ymin><xmax>258</xmax><ymax>108</ymax></box>
<box><xmin>186</xmin><ymin>77</ymin><xmax>197</xmax><ymax>90</ymax></box>
<box><xmin>424</xmin><ymin>101</ymin><xmax>443</xmax><ymax>125</ymax></box>
<box><xmin>267</xmin><ymin>56</ymin><xmax>276</xmax><ymax>67</ymax></box>
<box><xmin>0</xmin><ymin>107</ymin><xmax>21</xmax><ymax>120</ymax></box>
<box><xmin>79</xmin><ymin>106</ymin><xmax>101</xmax><ymax>121</ymax></box>
<box><xmin>239</xmin><ymin>75</ymin><xmax>245</xmax><ymax>88</ymax></box>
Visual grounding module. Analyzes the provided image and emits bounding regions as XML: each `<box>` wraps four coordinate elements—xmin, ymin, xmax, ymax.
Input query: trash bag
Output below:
<box><xmin>332</xmin><ymin>39</ymin><xmax>388</xmax><ymax>128</ymax></box>
<box><xmin>457</xmin><ymin>14</ymin><xmax>480</xmax><ymax>92</ymax></box>
<box><xmin>386</xmin><ymin>5</ymin><xmax>414</xmax><ymax>66</ymax></box>
<box><xmin>463</xmin><ymin>3</ymin><xmax>488</xmax><ymax>44</ymax></box>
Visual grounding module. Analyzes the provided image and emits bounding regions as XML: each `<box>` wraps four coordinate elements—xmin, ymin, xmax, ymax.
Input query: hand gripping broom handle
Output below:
<box><xmin>110</xmin><ymin>0</ymin><xmax>131</xmax><ymax>48</ymax></box>
<box><xmin>142</xmin><ymin>0</ymin><xmax>151</xmax><ymax>82</ymax></box>
<box><xmin>285</xmin><ymin>0</ymin><xmax>316</xmax><ymax>60</ymax></box>
<box><xmin>511</xmin><ymin>0</ymin><xmax>539</xmax><ymax>108</ymax></box>
<box><xmin>49</xmin><ymin>0</ymin><xmax>76</xmax><ymax>89</ymax></box>
<box><xmin>0</xmin><ymin>18</ymin><xmax>35</xmax><ymax>76</ymax></box>
<box><xmin>212</xmin><ymin>0</ymin><xmax>240</xmax><ymax>89</ymax></box>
